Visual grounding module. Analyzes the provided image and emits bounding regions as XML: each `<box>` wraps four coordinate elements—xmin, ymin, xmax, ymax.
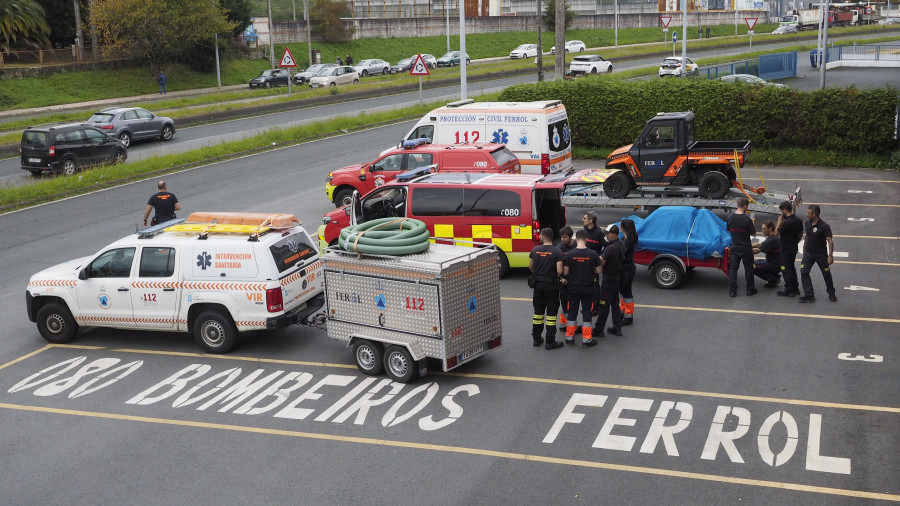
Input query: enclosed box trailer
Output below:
<box><xmin>322</xmin><ymin>243</ymin><xmax>502</xmax><ymax>382</ymax></box>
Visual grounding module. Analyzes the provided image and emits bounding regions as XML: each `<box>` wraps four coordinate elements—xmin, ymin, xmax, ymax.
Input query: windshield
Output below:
<box><xmin>514</xmin><ymin>44</ymin><xmax>530</xmax><ymax>50</ymax></box>
<box><xmin>441</xmin><ymin>52</ymin><xmax>455</xmax><ymax>58</ymax></box>
<box><xmin>305</xmin><ymin>64</ymin><xmax>324</xmax><ymax>73</ymax></box>
<box><xmin>260</xmin><ymin>70</ymin><xmax>273</xmax><ymax>77</ymax></box>
<box><xmin>87</xmin><ymin>113</ymin><xmax>115</xmax><ymax>123</ymax></box>
<box><xmin>316</xmin><ymin>68</ymin><xmax>335</xmax><ymax>76</ymax></box>
<box><xmin>398</xmin><ymin>58</ymin><xmax>412</xmax><ymax>65</ymax></box>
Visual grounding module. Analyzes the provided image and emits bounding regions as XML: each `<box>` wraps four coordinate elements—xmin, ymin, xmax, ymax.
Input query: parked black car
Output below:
<box><xmin>20</xmin><ymin>124</ymin><xmax>127</xmax><ymax>176</ymax></box>
<box><xmin>249</xmin><ymin>69</ymin><xmax>291</xmax><ymax>88</ymax></box>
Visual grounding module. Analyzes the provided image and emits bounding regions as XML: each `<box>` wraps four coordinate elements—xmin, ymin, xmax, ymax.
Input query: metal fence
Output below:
<box><xmin>829</xmin><ymin>44</ymin><xmax>900</xmax><ymax>62</ymax></box>
<box><xmin>699</xmin><ymin>60</ymin><xmax>755</xmax><ymax>79</ymax></box>
<box><xmin>699</xmin><ymin>51</ymin><xmax>797</xmax><ymax>80</ymax></box>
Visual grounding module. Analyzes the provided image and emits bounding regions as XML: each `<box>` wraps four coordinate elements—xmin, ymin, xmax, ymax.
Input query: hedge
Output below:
<box><xmin>498</xmin><ymin>78</ymin><xmax>899</xmax><ymax>153</ymax></box>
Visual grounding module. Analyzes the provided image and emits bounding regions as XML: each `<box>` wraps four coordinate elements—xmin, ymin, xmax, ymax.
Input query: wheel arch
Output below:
<box><xmin>649</xmin><ymin>254</ymin><xmax>686</xmax><ymax>274</ymax></box>
<box><xmin>348</xmin><ymin>335</ymin><xmax>426</xmax><ymax>361</ymax></box>
<box><xmin>28</xmin><ymin>295</ymin><xmax>69</xmax><ymax>323</ymax></box>
<box><xmin>187</xmin><ymin>302</ymin><xmax>234</xmax><ymax>331</ymax></box>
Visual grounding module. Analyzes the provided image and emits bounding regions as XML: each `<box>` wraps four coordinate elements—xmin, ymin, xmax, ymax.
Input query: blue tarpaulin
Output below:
<box><xmin>620</xmin><ymin>207</ymin><xmax>731</xmax><ymax>260</ymax></box>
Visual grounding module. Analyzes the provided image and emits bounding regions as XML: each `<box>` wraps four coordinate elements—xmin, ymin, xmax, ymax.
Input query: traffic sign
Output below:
<box><xmin>660</xmin><ymin>15</ymin><xmax>673</xmax><ymax>28</ymax></box>
<box><xmin>673</xmin><ymin>31</ymin><xmax>677</xmax><ymax>43</ymax></box>
<box><xmin>410</xmin><ymin>54</ymin><xmax>430</xmax><ymax>76</ymax></box>
<box><xmin>745</xmin><ymin>17</ymin><xmax>758</xmax><ymax>30</ymax></box>
<box><xmin>279</xmin><ymin>47</ymin><xmax>297</xmax><ymax>68</ymax></box>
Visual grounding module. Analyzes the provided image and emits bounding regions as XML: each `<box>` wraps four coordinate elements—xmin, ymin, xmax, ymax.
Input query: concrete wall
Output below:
<box><xmin>272</xmin><ymin>10</ymin><xmax>771</xmax><ymax>42</ymax></box>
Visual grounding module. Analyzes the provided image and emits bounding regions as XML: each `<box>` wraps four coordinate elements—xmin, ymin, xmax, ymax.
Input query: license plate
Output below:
<box><xmin>460</xmin><ymin>344</ymin><xmax>484</xmax><ymax>361</ymax></box>
<box><xmin>28</xmin><ymin>158</ymin><xmax>41</xmax><ymax>163</ymax></box>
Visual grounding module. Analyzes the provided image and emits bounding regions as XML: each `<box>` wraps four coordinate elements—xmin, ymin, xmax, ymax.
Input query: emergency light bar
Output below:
<box><xmin>402</xmin><ymin>138</ymin><xmax>431</xmax><ymax>149</ymax></box>
<box><xmin>395</xmin><ymin>164</ymin><xmax>438</xmax><ymax>182</ymax></box>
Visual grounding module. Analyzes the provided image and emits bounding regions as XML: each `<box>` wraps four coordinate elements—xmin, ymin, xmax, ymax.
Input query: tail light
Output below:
<box><xmin>489</xmin><ymin>336</ymin><xmax>502</xmax><ymax>349</ymax></box>
<box><xmin>266</xmin><ymin>287</ymin><xmax>284</xmax><ymax>313</ymax></box>
<box><xmin>446</xmin><ymin>356</ymin><xmax>458</xmax><ymax>369</ymax></box>
<box><xmin>98</xmin><ymin>125</ymin><xmax>114</xmax><ymax>130</ymax></box>
<box><xmin>49</xmin><ymin>146</ymin><xmax>56</xmax><ymax>157</ymax></box>
<box><xmin>532</xmin><ymin>219</ymin><xmax>540</xmax><ymax>241</ymax></box>
<box><xmin>541</xmin><ymin>154</ymin><xmax>550</xmax><ymax>175</ymax></box>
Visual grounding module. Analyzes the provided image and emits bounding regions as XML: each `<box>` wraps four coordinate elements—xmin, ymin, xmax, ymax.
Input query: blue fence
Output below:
<box><xmin>700</xmin><ymin>51</ymin><xmax>798</xmax><ymax>81</ymax></box>
<box><xmin>831</xmin><ymin>44</ymin><xmax>900</xmax><ymax>62</ymax></box>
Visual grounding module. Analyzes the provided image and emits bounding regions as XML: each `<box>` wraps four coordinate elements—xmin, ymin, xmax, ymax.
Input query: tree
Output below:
<box><xmin>310</xmin><ymin>0</ymin><xmax>354</xmax><ymax>42</ymax></box>
<box><xmin>36</xmin><ymin>0</ymin><xmax>76</xmax><ymax>47</ymax></box>
<box><xmin>0</xmin><ymin>0</ymin><xmax>50</xmax><ymax>51</ymax></box>
<box><xmin>223</xmin><ymin>0</ymin><xmax>252</xmax><ymax>37</ymax></box>
<box><xmin>93</xmin><ymin>0</ymin><xmax>235</xmax><ymax>74</ymax></box>
<box><xmin>541</xmin><ymin>0</ymin><xmax>576</xmax><ymax>31</ymax></box>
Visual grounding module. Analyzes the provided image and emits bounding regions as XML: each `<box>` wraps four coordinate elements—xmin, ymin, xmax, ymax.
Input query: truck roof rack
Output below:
<box><xmin>139</xmin><ymin>212</ymin><xmax>300</xmax><ymax>241</ymax></box>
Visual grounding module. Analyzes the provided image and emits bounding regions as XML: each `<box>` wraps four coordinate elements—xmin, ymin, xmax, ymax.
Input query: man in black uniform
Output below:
<box><xmin>799</xmin><ymin>205</ymin><xmax>837</xmax><ymax>302</ymax></box>
<box><xmin>776</xmin><ymin>200</ymin><xmax>804</xmax><ymax>297</ymax></box>
<box><xmin>596</xmin><ymin>226</ymin><xmax>625</xmax><ymax>336</ymax></box>
<box><xmin>529</xmin><ymin>228</ymin><xmax>565</xmax><ymax>350</ymax></box>
<box><xmin>143</xmin><ymin>180</ymin><xmax>181</xmax><ymax>227</ymax></box>
<box><xmin>556</xmin><ymin>226</ymin><xmax>577</xmax><ymax>332</ymax></box>
<box><xmin>582</xmin><ymin>211</ymin><xmax>606</xmax><ymax>255</ymax></box>
<box><xmin>752</xmin><ymin>221</ymin><xmax>781</xmax><ymax>288</ymax></box>
<box><xmin>563</xmin><ymin>230</ymin><xmax>602</xmax><ymax>348</ymax></box>
<box><xmin>726</xmin><ymin>198</ymin><xmax>757</xmax><ymax>297</ymax></box>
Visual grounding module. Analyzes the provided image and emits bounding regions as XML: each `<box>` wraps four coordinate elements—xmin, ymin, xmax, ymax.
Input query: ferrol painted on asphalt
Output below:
<box><xmin>2</xmin><ymin>345</ymin><xmax>897</xmax><ymax>500</ymax></box>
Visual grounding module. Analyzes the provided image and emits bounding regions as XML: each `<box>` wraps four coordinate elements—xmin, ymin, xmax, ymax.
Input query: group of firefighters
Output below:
<box><xmin>528</xmin><ymin>202</ymin><xmax>837</xmax><ymax>349</ymax></box>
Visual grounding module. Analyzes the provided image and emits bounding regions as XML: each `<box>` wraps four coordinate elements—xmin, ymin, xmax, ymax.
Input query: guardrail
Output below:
<box><xmin>826</xmin><ymin>43</ymin><xmax>900</xmax><ymax>67</ymax></box>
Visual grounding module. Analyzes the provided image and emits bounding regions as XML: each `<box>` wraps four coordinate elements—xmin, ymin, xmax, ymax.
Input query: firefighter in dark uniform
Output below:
<box><xmin>617</xmin><ymin>218</ymin><xmax>638</xmax><ymax>326</ymax></box>
<box><xmin>555</xmin><ymin>226</ymin><xmax>577</xmax><ymax>332</ymax></box>
<box><xmin>753</xmin><ymin>221</ymin><xmax>782</xmax><ymax>288</ymax></box>
<box><xmin>563</xmin><ymin>229</ymin><xmax>602</xmax><ymax>348</ymax></box>
<box><xmin>529</xmin><ymin>228</ymin><xmax>565</xmax><ymax>350</ymax></box>
<box><xmin>582</xmin><ymin>211</ymin><xmax>606</xmax><ymax>316</ymax></box>
<box><xmin>776</xmin><ymin>201</ymin><xmax>804</xmax><ymax>297</ymax></box>
<box><xmin>596</xmin><ymin>225</ymin><xmax>625</xmax><ymax>337</ymax></box>
<box><xmin>800</xmin><ymin>204</ymin><xmax>837</xmax><ymax>302</ymax></box>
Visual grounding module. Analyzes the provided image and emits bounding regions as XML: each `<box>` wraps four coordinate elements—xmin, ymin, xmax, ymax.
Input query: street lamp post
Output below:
<box><xmin>214</xmin><ymin>0</ymin><xmax>221</xmax><ymax>88</ymax></box>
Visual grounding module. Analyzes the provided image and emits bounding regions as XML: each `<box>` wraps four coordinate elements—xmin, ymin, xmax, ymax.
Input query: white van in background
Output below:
<box><xmin>397</xmin><ymin>100</ymin><xmax>573</xmax><ymax>175</ymax></box>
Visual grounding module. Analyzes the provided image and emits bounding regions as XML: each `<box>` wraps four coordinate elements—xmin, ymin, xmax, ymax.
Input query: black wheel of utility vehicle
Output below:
<box><xmin>118</xmin><ymin>131</ymin><xmax>132</xmax><ymax>147</ymax></box>
<box><xmin>353</xmin><ymin>340</ymin><xmax>384</xmax><ymax>375</ymax></box>
<box><xmin>36</xmin><ymin>303</ymin><xmax>79</xmax><ymax>343</ymax></box>
<box><xmin>384</xmin><ymin>345</ymin><xmax>416</xmax><ymax>383</ymax></box>
<box><xmin>334</xmin><ymin>188</ymin><xmax>354</xmax><ymax>208</ymax></box>
<box><xmin>161</xmin><ymin>124</ymin><xmax>174</xmax><ymax>141</ymax></box>
<box><xmin>62</xmin><ymin>158</ymin><xmax>78</xmax><ymax>176</ymax></box>
<box><xmin>698</xmin><ymin>171</ymin><xmax>731</xmax><ymax>199</ymax></box>
<box><xmin>193</xmin><ymin>310</ymin><xmax>237</xmax><ymax>354</ymax></box>
<box><xmin>603</xmin><ymin>171</ymin><xmax>633</xmax><ymax>199</ymax></box>
<box><xmin>650</xmin><ymin>259</ymin><xmax>684</xmax><ymax>289</ymax></box>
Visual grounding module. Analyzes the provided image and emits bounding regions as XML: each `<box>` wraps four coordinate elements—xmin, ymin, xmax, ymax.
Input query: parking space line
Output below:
<box><xmin>764</xmin><ymin>178</ymin><xmax>900</xmax><ymax>184</ymax></box>
<box><xmin>804</xmin><ymin>202</ymin><xmax>900</xmax><ymax>207</ymax></box>
<box><xmin>0</xmin><ymin>402</ymin><xmax>896</xmax><ymax>501</ymax></box>
<box><xmin>834</xmin><ymin>235</ymin><xmax>900</xmax><ymax>240</ymax></box>
<box><xmin>502</xmin><ymin>297</ymin><xmax>900</xmax><ymax>324</ymax></box>
<box><xmin>0</xmin><ymin>345</ymin><xmax>53</xmax><ymax>371</ymax></box>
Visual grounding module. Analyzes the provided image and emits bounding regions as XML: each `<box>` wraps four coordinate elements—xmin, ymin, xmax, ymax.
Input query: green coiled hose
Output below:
<box><xmin>338</xmin><ymin>218</ymin><xmax>431</xmax><ymax>255</ymax></box>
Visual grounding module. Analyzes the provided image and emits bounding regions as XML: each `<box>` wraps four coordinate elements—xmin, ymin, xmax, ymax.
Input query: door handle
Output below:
<box><xmin>163</xmin><ymin>287</ymin><xmax>175</xmax><ymax>292</ymax></box>
<box><xmin>118</xmin><ymin>287</ymin><xmax>129</xmax><ymax>292</ymax></box>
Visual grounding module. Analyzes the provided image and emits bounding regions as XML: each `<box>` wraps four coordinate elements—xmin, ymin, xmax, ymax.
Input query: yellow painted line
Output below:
<box><xmin>834</xmin><ymin>235</ymin><xmax>900</xmax><ymax>240</ymax></box>
<box><xmin>835</xmin><ymin>260</ymin><xmax>900</xmax><ymax>266</ymax></box>
<box><xmin>764</xmin><ymin>178</ymin><xmax>900</xmax><ymax>183</ymax></box>
<box><xmin>22</xmin><ymin>344</ymin><xmax>898</xmax><ymax>414</ymax></box>
<box><xmin>502</xmin><ymin>298</ymin><xmax>900</xmax><ymax>324</ymax></box>
<box><xmin>0</xmin><ymin>345</ymin><xmax>54</xmax><ymax>371</ymax></box>
<box><xmin>0</xmin><ymin>402</ymin><xmax>896</xmax><ymax>502</ymax></box>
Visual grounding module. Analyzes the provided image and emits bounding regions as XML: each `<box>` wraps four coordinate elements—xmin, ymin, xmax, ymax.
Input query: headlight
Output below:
<box><xmin>322</xmin><ymin>216</ymin><xmax>331</xmax><ymax>224</ymax></box>
<box><xmin>326</xmin><ymin>173</ymin><xmax>333</xmax><ymax>182</ymax></box>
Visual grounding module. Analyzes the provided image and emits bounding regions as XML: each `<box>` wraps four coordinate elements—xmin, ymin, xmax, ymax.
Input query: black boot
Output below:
<box><xmin>532</xmin><ymin>323</ymin><xmax>544</xmax><ymax>346</ymax></box>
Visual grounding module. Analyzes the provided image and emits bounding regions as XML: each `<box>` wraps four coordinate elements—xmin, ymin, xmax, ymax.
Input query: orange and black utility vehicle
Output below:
<box><xmin>602</xmin><ymin>111</ymin><xmax>753</xmax><ymax>200</ymax></box>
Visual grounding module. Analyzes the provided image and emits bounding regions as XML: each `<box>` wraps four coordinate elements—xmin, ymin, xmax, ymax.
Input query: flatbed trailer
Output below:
<box><xmin>561</xmin><ymin>170</ymin><xmax>801</xmax><ymax>214</ymax></box>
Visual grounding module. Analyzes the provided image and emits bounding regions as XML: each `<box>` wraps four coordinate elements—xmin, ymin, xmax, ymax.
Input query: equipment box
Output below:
<box><xmin>322</xmin><ymin>244</ymin><xmax>502</xmax><ymax>382</ymax></box>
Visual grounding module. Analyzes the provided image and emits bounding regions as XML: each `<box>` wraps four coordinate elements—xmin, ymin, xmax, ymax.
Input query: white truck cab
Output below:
<box><xmin>26</xmin><ymin>212</ymin><xmax>325</xmax><ymax>353</ymax></box>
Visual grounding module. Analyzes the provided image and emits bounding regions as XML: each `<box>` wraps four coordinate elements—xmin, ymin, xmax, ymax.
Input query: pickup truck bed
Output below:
<box><xmin>687</xmin><ymin>140</ymin><xmax>751</xmax><ymax>153</ymax></box>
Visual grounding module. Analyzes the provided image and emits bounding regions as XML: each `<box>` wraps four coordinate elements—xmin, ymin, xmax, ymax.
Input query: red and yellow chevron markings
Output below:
<box><xmin>29</xmin><ymin>280</ymin><xmax>77</xmax><ymax>287</ymax></box>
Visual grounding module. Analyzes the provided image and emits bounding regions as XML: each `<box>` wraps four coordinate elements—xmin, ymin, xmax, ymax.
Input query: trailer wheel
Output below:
<box><xmin>698</xmin><ymin>171</ymin><xmax>731</xmax><ymax>199</ymax></box>
<box><xmin>384</xmin><ymin>345</ymin><xmax>416</xmax><ymax>383</ymax></box>
<box><xmin>193</xmin><ymin>310</ymin><xmax>237</xmax><ymax>354</ymax></box>
<box><xmin>353</xmin><ymin>340</ymin><xmax>384</xmax><ymax>375</ymax></box>
<box><xmin>603</xmin><ymin>171</ymin><xmax>633</xmax><ymax>199</ymax></box>
<box><xmin>650</xmin><ymin>259</ymin><xmax>684</xmax><ymax>289</ymax></box>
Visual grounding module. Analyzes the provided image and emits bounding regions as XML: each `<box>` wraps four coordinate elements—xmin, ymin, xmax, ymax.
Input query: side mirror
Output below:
<box><xmin>78</xmin><ymin>268</ymin><xmax>88</xmax><ymax>280</ymax></box>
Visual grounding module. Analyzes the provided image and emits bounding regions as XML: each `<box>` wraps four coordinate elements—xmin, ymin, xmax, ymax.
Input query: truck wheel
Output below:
<box><xmin>498</xmin><ymin>250</ymin><xmax>510</xmax><ymax>278</ymax></box>
<box><xmin>193</xmin><ymin>310</ymin><xmax>237</xmax><ymax>354</ymax></box>
<box><xmin>698</xmin><ymin>171</ymin><xmax>731</xmax><ymax>199</ymax></box>
<box><xmin>603</xmin><ymin>171</ymin><xmax>633</xmax><ymax>199</ymax></box>
<box><xmin>36</xmin><ymin>303</ymin><xmax>79</xmax><ymax>343</ymax></box>
<box><xmin>384</xmin><ymin>345</ymin><xmax>416</xmax><ymax>383</ymax></box>
<box><xmin>333</xmin><ymin>188</ymin><xmax>354</xmax><ymax>208</ymax></box>
<box><xmin>651</xmin><ymin>259</ymin><xmax>684</xmax><ymax>289</ymax></box>
<box><xmin>353</xmin><ymin>340</ymin><xmax>384</xmax><ymax>375</ymax></box>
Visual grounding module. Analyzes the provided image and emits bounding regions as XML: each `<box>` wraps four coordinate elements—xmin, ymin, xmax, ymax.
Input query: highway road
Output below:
<box><xmin>0</xmin><ymin>123</ymin><xmax>897</xmax><ymax>504</ymax></box>
<box><xmin>2</xmin><ymin>28</ymin><xmax>897</xmax><ymax>187</ymax></box>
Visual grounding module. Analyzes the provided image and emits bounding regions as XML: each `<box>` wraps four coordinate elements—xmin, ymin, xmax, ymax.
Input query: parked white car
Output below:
<box><xmin>353</xmin><ymin>59</ymin><xmax>390</xmax><ymax>77</ymax></box>
<box><xmin>309</xmin><ymin>66</ymin><xmax>360</xmax><ymax>88</ymax></box>
<box><xmin>419</xmin><ymin>53</ymin><xmax>438</xmax><ymax>68</ymax></box>
<box><xmin>569</xmin><ymin>54</ymin><xmax>612</xmax><ymax>75</ymax></box>
<box><xmin>509</xmin><ymin>44</ymin><xmax>539</xmax><ymax>59</ymax></box>
<box><xmin>659</xmin><ymin>57</ymin><xmax>698</xmax><ymax>77</ymax></box>
<box><xmin>551</xmin><ymin>40</ymin><xmax>587</xmax><ymax>54</ymax></box>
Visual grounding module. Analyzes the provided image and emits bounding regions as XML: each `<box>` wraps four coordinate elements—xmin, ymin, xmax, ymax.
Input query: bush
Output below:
<box><xmin>498</xmin><ymin>78</ymin><xmax>899</xmax><ymax>153</ymax></box>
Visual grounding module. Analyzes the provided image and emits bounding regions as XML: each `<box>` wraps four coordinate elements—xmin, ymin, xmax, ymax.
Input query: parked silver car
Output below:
<box><xmin>85</xmin><ymin>107</ymin><xmax>175</xmax><ymax>147</ymax></box>
<box><xmin>353</xmin><ymin>59</ymin><xmax>390</xmax><ymax>77</ymax></box>
<box><xmin>309</xmin><ymin>66</ymin><xmax>360</xmax><ymax>88</ymax></box>
<box><xmin>293</xmin><ymin>63</ymin><xmax>336</xmax><ymax>84</ymax></box>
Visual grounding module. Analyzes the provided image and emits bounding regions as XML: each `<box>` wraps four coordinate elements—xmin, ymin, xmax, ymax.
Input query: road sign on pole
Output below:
<box><xmin>660</xmin><ymin>15</ymin><xmax>672</xmax><ymax>28</ymax></box>
<box><xmin>744</xmin><ymin>17</ymin><xmax>758</xmax><ymax>30</ymax></box>
<box><xmin>410</xmin><ymin>54</ymin><xmax>431</xmax><ymax>76</ymax></box>
<box><xmin>672</xmin><ymin>31</ymin><xmax>677</xmax><ymax>55</ymax></box>
<box><xmin>279</xmin><ymin>47</ymin><xmax>297</xmax><ymax>68</ymax></box>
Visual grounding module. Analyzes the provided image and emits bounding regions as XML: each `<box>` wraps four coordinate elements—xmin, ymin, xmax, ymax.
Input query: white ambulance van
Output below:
<box><xmin>397</xmin><ymin>100</ymin><xmax>573</xmax><ymax>175</ymax></box>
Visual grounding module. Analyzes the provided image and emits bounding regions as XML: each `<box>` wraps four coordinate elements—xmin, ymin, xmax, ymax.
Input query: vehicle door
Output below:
<box><xmin>354</xmin><ymin>185</ymin><xmax>409</xmax><ymax>224</ymax></box>
<box><xmin>367</xmin><ymin>153</ymin><xmax>405</xmax><ymax>190</ymax></box>
<box><xmin>61</xmin><ymin>129</ymin><xmax>90</xmax><ymax>164</ymax></box>
<box><xmin>408</xmin><ymin>186</ymin><xmax>464</xmax><ymax>245</ymax></box>
<box><xmin>134</xmin><ymin>108</ymin><xmax>159</xmax><ymax>139</ymax></box>
<box><xmin>75</xmin><ymin>247</ymin><xmax>137</xmax><ymax>326</ymax></box>
<box><xmin>130</xmin><ymin>245</ymin><xmax>178</xmax><ymax>329</ymax></box>
<box><xmin>631</xmin><ymin>121</ymin><xmax>680</xmax><ymax>181</ymax></box>
<box><xmin>83</xmin><ymin>128</ymin><xmax>113</xmax><ymax>164</ymax></box>
<box><xmin>120</xmin><ymin>109</ymin><xmax>142</xmax><ymax>138</ymax></box>
<box><xmin>462</xmin><ymin>187</ymin><xmax>527</xmax><ymax>254</ymax></box>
